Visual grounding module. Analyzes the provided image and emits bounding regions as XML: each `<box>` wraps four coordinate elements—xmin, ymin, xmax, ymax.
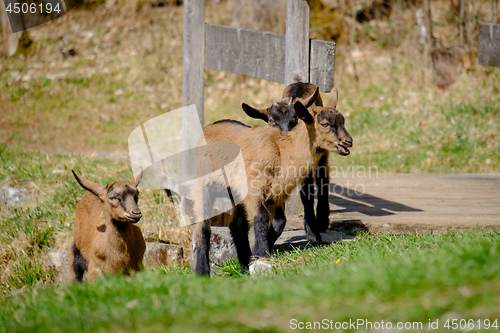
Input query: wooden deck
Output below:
<box><xmin>286</xmin><ymin>173</ymin><xmax>500</xmax><ymax>234</ymax></box>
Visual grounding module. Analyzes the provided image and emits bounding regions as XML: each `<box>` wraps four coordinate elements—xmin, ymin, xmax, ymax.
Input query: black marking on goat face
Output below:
<box><xmin>106</xmin><ymin>182</ymin><xmax>142</xmax><ymax>223</ymax></box>
<box><xmin>268</xmin><ymin>100</ymin><xmax>298</xmax><ymax>133</ymax></box>
<box><xmin>316</xmin><ymin>109</ymin><xmax>353</xmax><ymax>156</ymax></box>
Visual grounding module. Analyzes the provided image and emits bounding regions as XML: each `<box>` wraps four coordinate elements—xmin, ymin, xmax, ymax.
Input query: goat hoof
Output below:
<box><xmin>239</xmin><ymin>263</ymin><xmax>250</xmax><ymax>274</ymax></box>
<box><xmin>317</xmin><ymin>221</ymin><xmax>329</xmax><ymax>233</ymax></box>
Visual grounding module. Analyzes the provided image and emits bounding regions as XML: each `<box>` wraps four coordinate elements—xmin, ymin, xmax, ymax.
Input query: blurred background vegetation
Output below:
<box><xmin>0</xmin><ymin>0</ymin><xmax>498</xmax><ymax>171</ymax></box>
<box><xmin>0</xmin><ymin>0</ymin><xmax>499</xmax><ymax>295</ymax></box>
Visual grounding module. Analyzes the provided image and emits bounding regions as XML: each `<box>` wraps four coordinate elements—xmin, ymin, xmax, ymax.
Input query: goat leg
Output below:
<box><xmin>193</xmin><ymin>220</ymin><xmax>211</xmax><ymax>275</ymax></box>
<box><xmin>252</xmin><ymin>203</ymin><xmax>271</xmax><ymax>258</ymax></box>
<box><xmin>301</xmin><ymin>173</ymin><xmax>322</xmax><ymax>242</ymax></box>
<box><xmin>193</xmin><ymin>183</ymin><xmax>226</xmax><ymax>275</ymax></box>
<box><xmin>267</xmin><ymin>206</ymin><xmax>286</xmax><ymax>249</ymax></box>
<box><xmin>315</xmin><ymin>154</ymin><xmax>330</xmax><ymax>233</ymax></box>
<box><xmin>229</xmin><ymin>206</ymin><xmax>251</xmax><ymax>273</ymax></box>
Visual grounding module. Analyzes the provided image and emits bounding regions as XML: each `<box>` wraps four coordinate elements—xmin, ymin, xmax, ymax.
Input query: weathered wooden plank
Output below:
<box><xmin>183</xmin><ymin>0</ymin><xmax>205</xmax><ymax>116</ymax></box>
<box><xmin>324</xmin><ymin>173</ymin><xmax>500</xmax><ymax>232</ymax></box>
<box><xmin>182</xmin><ymin>0</ymin><xmax>205</xmax><ymax>178</ymax></box>
<box><xmin>205</xmin><ymin>24</ymin><xmax>285</xmax><ymax>83</ymax></box>
<box><xmin>309</xmin><ymin>39</ymin><xmax>335</xmax><ymax>92</ymax></box>
<box><xmin>478</xmin><ymin>22</ymin><xmax>500</xmax><ymax>68</ymax></box>
<box><xmin>205</xmin><ymin>24</ymin><xmax>335</xmax><ymax>91</ymax></box>
<box><xmin>285</xmin><ymin>0</ymin><xmax>310</xmax><ymax>85</ymax></box>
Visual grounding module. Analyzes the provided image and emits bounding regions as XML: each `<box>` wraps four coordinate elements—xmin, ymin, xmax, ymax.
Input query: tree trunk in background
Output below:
<box><xmin>0</xmin><ymin>1</ymin><xmax>20</xmax><ymax>57</ymax></box>
<box><xmin>230</xmin><ymin>0</ymin><xmax>285</xmax><ymax>33</ymax></box>
<box><xmin>493</xmin><ymin>0</ymin><xmax>499</xmax><ymax>23</ymax></box>
<box><xmin>459</xmin><ymin>0</ymin><xmax>465</xmax><ymax>46</ymax></box>
<box><xmin>424</xmin><ymin>0</ymin><xmax>433</xmax><ymax>49</ymax></box>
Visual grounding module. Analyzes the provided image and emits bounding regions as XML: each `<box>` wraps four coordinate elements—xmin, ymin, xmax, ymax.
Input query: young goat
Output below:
<box><xmin>241</xmin><ymin>79</ymin><xmax>320</xmax><ymax>133</ymax></box>
<box><xmin>192</xmin><ymin>89</ymin><xmax>352</xmax><ymax>275</ymax></box>
<box><xmin>69</xmin><ymin>169</ymin><xmax>145</xmax><ymax>281</ymax></box>
<box><xmin>242</xmin><ymin>81</ymin><xmax>338</xmax><ymax>242</ymax></box>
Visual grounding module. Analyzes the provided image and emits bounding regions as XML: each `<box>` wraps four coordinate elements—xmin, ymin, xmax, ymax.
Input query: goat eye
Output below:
<box><xmin>321</xmin><ymin>123</ymin><xmax>330</xmax><ymax>128</ymax></box>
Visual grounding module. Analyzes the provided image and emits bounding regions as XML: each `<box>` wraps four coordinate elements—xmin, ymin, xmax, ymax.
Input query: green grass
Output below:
<box><xmin>1</xmin><ymin>231</ymin><xmax>499</xmax><ymax>332</ymax></box>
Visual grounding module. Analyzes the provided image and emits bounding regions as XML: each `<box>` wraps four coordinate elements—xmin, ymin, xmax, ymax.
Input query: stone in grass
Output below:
<box><xmin>47</xmin><ymin>242</ymin><xmax>184</xmax><ymax>281</ymax></box>
<box><xmin>143</xmin><ymin>242</ymin><xmax>183</xmax><ymax>268</ymax></box>
<box><xmin>190</xmin><ymin>226</ymin><xmax>238</xmax><ymax>276</ymax></box>
<box><xmin>47</xmin><ymin>249</ymin><xmax>71</xmax><ymax>283</ymax></box>
<box><xmin>0</xmin><ymin>186</ymin><xmax>34</xmax><ymax>208</ymax></box>
<box><xmin>249</xmin><ymin>259</ymin><xmax>273</xmax><ymax>276</ymax></box>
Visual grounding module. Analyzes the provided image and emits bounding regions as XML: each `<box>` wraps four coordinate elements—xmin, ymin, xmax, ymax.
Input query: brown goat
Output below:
<box><xmin>192</xmin><ymin>88</ymin><xmax>352</xmax><ymax>275</ymax></box>
<box><xmin>242</xmin><ymin>80</ymin><xmax>339</xmax><ymax>242</ymax></box>
<box><xmin>69</xmin><ymin>169</ymin><xmax>145</xmax><ymax>281</ymax></box>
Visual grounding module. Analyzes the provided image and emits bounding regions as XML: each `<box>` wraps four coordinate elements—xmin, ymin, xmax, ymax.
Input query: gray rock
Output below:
<box><xmin>143</xmin><ymin>242</ymin><xmax>183</xmax><ymax>268</ymax></box>
<box><xmin>0</xmin><ymin>186</ymin><xmax>33</xmax><ymax>208</ymax></box>
<box><xmin>47</xmin><ymin>249</ymin><xmax>71</xmax><ymax>283</ymax></box>
<box><xmin>48</xmin><ymin>242</ymin><xmax>184</xmax><ymax>281</ymax></box>
<box><xmin>190</xmin><ymin>226</ymin><xmax>238</xmax><ymax>276</ymax></box>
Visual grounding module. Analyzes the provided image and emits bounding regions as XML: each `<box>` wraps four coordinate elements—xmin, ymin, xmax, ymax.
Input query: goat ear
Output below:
<box><xmin>131</xmin><ymin>167</ymin><xmax>143</xmax><ymax>187</ymax></box>
<box><xmin>301</xmin><ymin>86</ymin><xmax>320</xmax><ymax>108</ymax></box>
<box><xmin>241</xmin><ymin>103</ymin><xmax>269</xmax><ymax>122</ymax></box>
<box><xmin>72</xmin><ymin>170</ymin><xmax>107</xmax><ymax>200</ymax></box>
<box><xmin>294</xmin><ymin>101</ymin><xmax>314</xmax><ymax>125</ymax></box>
<box><xmin>326</xmin><ymin>87</ymin><xmax>338</xmax><ymax>109</ymax></box>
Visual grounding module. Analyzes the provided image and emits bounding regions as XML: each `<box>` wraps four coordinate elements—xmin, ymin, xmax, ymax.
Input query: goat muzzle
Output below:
<box><xmin>125</xmin><ymin>212</ymin><xmax>142</xmax><ymax>223</ymax></box>
<box><xmin>337</xmin><ymin>144</ymin><xmax>350</xmax><ymax>156</ymax></box>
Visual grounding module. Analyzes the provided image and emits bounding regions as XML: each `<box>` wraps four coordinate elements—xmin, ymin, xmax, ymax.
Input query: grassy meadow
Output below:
<box><xmin>0</xmin><ymin>0</ymin><xmax>499</xmax><ymax>331</ymax></box>
<box><xmin>2</xmin><ymin>231</ymin><xmax>500</xmax><ymax>332</ymax></box>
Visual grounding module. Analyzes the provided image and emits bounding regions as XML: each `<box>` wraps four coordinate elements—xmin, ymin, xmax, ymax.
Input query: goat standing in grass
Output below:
<box><xmin>192</xmin><ymin>88</ymin><xmax>352</xmax><ymax>275</ymax></box>
<box><xmin>69</xmin><ymin>169</ymin><xmax>145</xmax><ymax>281</ymax></box>
<box><xmin>242</xmin><ymin>79</ymin><xmax>335</xmax><ymax>243</ymax></box>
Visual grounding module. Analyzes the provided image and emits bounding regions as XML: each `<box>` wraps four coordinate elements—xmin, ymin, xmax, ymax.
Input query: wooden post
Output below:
<box><xmin>182</xmin><ymin>0</ymin><xmax>205</xmax><ymax>185</ymax></box>
<box><xmin>0</xmin><ymin>1</ymin><xmax>21</xmax><ymax>57</ymax></box>
<box><xmin>479</xmin><ymin>23</ymin><xmax>500</xmax><ymax>68</ymax></box>
<box><xmin>423</xmin><ymin>0</ymin><xmax>433</xmax><ymax>65</ymax></box>
<box><xmin>459</xmin><ymin>0</ymin><xmax>465</xmax><ymax>46</ymax></box>
<box><xmin>285</xmin><ymin>0</ymin><xmax>310</xmax><ymax>218</ymax></box>
<box><xmin>182</xmin><ymin>0</ymin><xmax>205</xmax><ymax>119</ymax></box>
<box><xmin>285</xmin><ymin>0</ymin><xmax>310</xmax><ymax>85</ymax></box>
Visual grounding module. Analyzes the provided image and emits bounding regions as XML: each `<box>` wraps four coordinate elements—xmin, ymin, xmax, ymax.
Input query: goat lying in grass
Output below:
<box><xmin>192</xmin><ymin>88</ymin><xmax>352</xmax><ymax>275</ymax></box>
<box><xmin>69</xmin><ymin>169</ymin><xmax>145</xmax><ymax>281</ymax></box>
<box><xmin>242</xmin><ymin>80</ymin><xmax>347</xmax><ymax>242</ymax></box>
